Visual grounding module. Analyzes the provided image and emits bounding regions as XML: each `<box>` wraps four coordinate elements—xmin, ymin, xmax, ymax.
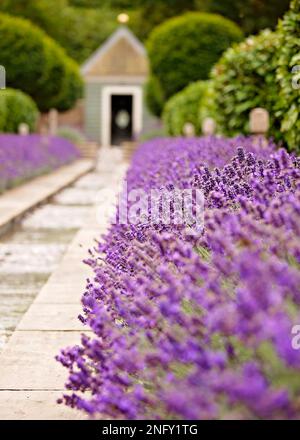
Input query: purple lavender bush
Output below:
<box><xmin>58</xmin><ymin>136</ymin><xmax>300</xmax><ymax>419</ymax></box>
<box><xmin>0</xmin><ymin>134</ymin><xmax>80</xmax><ymax>192</ymax></box>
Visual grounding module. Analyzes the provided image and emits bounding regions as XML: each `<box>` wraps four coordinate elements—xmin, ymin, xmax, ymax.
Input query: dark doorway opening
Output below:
<box><xmin>111</xmin><ymin>94</ymin><xmax>133</xmax><ymax>146</ymax></box>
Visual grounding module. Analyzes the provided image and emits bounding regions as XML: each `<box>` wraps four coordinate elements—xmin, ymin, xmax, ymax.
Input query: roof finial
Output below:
<box><xmin>117</xmin><ymin>13</ymin><xmax>129</xmax><ymax>24</ymax></box>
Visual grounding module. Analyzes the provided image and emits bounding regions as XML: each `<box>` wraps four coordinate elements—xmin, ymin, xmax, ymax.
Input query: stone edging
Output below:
<box><xmin>0</xmin><ymin>159</ymin><xmax>95</xmax><ymax>237</ymax></box>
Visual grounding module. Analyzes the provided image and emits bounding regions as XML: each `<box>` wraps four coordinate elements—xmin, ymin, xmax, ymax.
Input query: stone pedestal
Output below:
<box><xmin>183</xmin><ymin>122</ymin><xmax>195</xmax><ymax>137</ymax></box>
<box><xmin>249</xmin><ymin>108</ymin><xmax>269</xmax><ymax>135</ymax></box>
<box><xmin>202</xmin><ymin>117</ymin><xmax>216</xmax><ymax>136</ymax></box>
<box><xmin>249</xmin><ymin>108</ymin><xmax>269</xmax><ymax>147</ymax></box>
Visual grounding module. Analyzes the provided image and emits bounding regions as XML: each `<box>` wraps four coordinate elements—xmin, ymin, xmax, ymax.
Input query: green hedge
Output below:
<box><xmin>0</xmin><ymin>13</ymin><xmax>82</xmax><ymax>112</ymax></box>
<box><xmin>276</xmin><ymin>0</ymin><xmax>300</xmax><ymax>152</ymax></box>
<box><xmin>163</xmin><ymin>81</ymin><xmax>209</xmax><ymax>135</ymax></box>
<box><xmin>145</xmin><ymin>75</ymin><xmax>165</xmax><ymax>117</ymax></box>
<box><xmin>147</xmin><ymin>12</ymin><xmax>243</xmax><ymax>100</ymax></box>
<box><xmin>208</xmin><ymin>29</ymin><xmax>281</xmax><ymax>138</ymax></box>
<box><xmin>47</xmin><ymin>58</ymin><xmax>83</xmax><ymax>112</ymax></box>
<box><xmin>57</xmin><ymin>126</ymin><xmax>85</xmax><ymax>145</ymax></box>
<box><xmin>0</xmin><ymin>88</ymin><xmax>39</xmax><ymax>133</ymax></box>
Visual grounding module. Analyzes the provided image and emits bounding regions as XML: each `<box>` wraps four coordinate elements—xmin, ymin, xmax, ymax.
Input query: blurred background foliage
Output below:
<box><xmin>0</xmin><ymin>88</ymin><xmax>38</xmax><ymax>133</ymax></box>
<box><xmin>0</xmin><ymin>0</ymin><xmax>117</xmax><ymax>63</ymax></box>
<box><xmin>0</xmin><ymin>0</ymin><xmax>295</xmax><ymax>144</ymax></box>
<box><xmin>160</xmin><ymin>0</ymin><xmax>300</xmax><ymax>153</ymax></box>
<box><xmin>99</xmin><ymin>0</ymin><xmax>290</xmax><ymax>38</ymax></box>
<box><xmin>276</xmin><ymin>0</ymin><xmax>300</xmax><ymax>150</ymax></box>
<box><xmin>147</xmin><ymin>13</ymin><xmax>243</xmax><ymax>100</ymax></box>
<box><xmin>0</xmin><ymin>12</ymin><xmax>83</xmax><ymax>112</ymax></box>
<box><xmin>145</xmin><ymin>75</ymin><xmax>165</xmax><ymax>118</ymax></box>
<box><xmin>208</xmin><ymin>30</ymin><xmax>281</xmax><ymax>140</ymax></box>
<box><xmin>163</xmin><ymin>80</ymin><xmax>210</xmax><ymax>136</ymax></box>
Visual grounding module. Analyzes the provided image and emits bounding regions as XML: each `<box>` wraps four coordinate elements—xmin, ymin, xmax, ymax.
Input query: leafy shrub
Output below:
<box><xmin>0</xmin><ymin>88</ymin><xmax>39</xmax><ymax>133</ymax></box>
<box><xmin>58</xmin><ymin>136</ymin><xmax>300</xmax><ymax>419</ymax></box>
<box><xmin>0</xmin><ymin>13</ymin><xmax>82</xmax><ymax>112</ymax></box>
<box><xmin>147</xmin><ymin>12</ymin><xmax>243</xmax><ymax>99</ymax></box>
<box><xmin>163</xmin><ymin>81</ymin><xmax>209</xmax><ymax>135</ymax></box>
<box><xmin>276</xmin><ymin>0</ymin><xmax>300</xmax><ymax>152</ymax></box>
<box><xmin>145</xmin><ymin>75</ymin><xmax>165</xmax><ymax>117</ymax></box>
<box><xmin>48</xmin><ymin>58</ymin><xmax>83</xmax><ymax>112</ymax></box>
<box><xmin>0</xmin><ymin>134</ymin><xmax>80</xmax><ymax>192</ymax></box>
<box><xmin>104</xmin><ymin>0</ymin><xmax>290</xmax><ymax>40</ymax></box>
<box><xmin>69</xmin><ymin>0</ymin><xmax>103</xmax><ymax>5</ymax></box>
<box><xmin>46</xmin><ymin>5</ymin><xmax>118</xmax><ymax>64</ymax></box>
<box><xmin>0</xmin><ymin>93</ymin><xmax>6</xmax><ymax>130</ymax></box>
<box><xmin>128</xmin><ymin>0</ymin><xmax>198</xmax><ymax>41</ymax></box>
<box><xmin>209</xmin><ymin>30</ymin><xmax>281</xmax><ymax>138</ymax></box>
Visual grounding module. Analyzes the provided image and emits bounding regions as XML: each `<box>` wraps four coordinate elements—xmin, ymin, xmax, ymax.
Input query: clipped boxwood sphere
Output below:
<box><xmin>276</xmin><ymin>0</ymin><xmax>300</xmax><ymax>152</ymax></box>
<box><xmin>0</xmin><ymin>13</ymin><xmax>82</xmax><ymax>112</ymax></box>
<box><xmin>163</xmin><ymin>81</ymin><xmax>209</xmax><ymax>136</ymax></box>
<box><xmin>48</xmin><ymin>58</ymin><xmax>84</xmax><ymax>112</ymax></box>
<box><xmin>0</xmin><ymin>88</ymin><xmax>39</xmax><ymax>133</ymax></box>
<box><xmin>210</xmin><ymin>30</ymin><xmax>281</xmax><ymax>138</ymax></box>
<box><xmin>147</xmin><ymin>12</ymin><xmax>243</xmax><ymax>99</ymax></box>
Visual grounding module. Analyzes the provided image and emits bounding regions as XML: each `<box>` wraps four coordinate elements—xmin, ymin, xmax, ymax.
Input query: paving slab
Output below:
<box><xmin>0</xmin><ymin>331</ymin><xmax>84</xmax><ymax>390</ymax></box>
<box><xmin>48</xmin><ymin>265</ymin><xmax>92</xmax><ymax>288</ymax></box>
<box><xmin>22</xmin><ymin>205</ymin><xmax>91</xmax><ymax>230</ymax></box>
<box><xmin>0</xmin><ymin>391</ymin><xmax>86</xmax><ymax>420</ymax></box>
<box><xmin>35</xmin><ymin>281</ymin><xmax>88</xmax><ymax>305</ymax></box>
<box><xmin>18</xmin><ymin>304</ymin><xmax>88</xmax><ymax>331</ymax></box>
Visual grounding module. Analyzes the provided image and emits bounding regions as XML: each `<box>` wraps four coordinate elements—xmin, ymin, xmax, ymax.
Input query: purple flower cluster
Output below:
<box><xmin>0</xmin><ymin>134</ymin><xmax>80</xmax><ymax>192</ymax></box>
<box><xmin>58</xmin><ymin>136</ymin><xmax>300</xmax><ymax>420</ymax></box>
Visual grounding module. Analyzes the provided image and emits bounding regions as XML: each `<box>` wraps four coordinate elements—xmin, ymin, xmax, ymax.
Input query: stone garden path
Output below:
<box><xmin>0</xmin><ymin>148</ymin><xmax>127</xmax><ymax>419</ymax></box>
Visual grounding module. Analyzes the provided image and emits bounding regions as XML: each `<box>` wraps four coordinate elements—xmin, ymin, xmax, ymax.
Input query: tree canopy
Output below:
<box><xmin>0</xmin><ymin>0</ymin><xmax>291</xmax><ymax>60</ymax></box>
<box><xmin>109</xmin><ymin>0</ymin><xmax>290</xmax><ymax>37</ymax></box>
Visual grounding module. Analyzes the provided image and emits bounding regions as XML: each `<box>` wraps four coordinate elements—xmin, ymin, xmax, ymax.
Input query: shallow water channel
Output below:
<box><xmin>0</xmin><ymin>171</ymin><xmax>103</xmax><ymax>350</ymax></box>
